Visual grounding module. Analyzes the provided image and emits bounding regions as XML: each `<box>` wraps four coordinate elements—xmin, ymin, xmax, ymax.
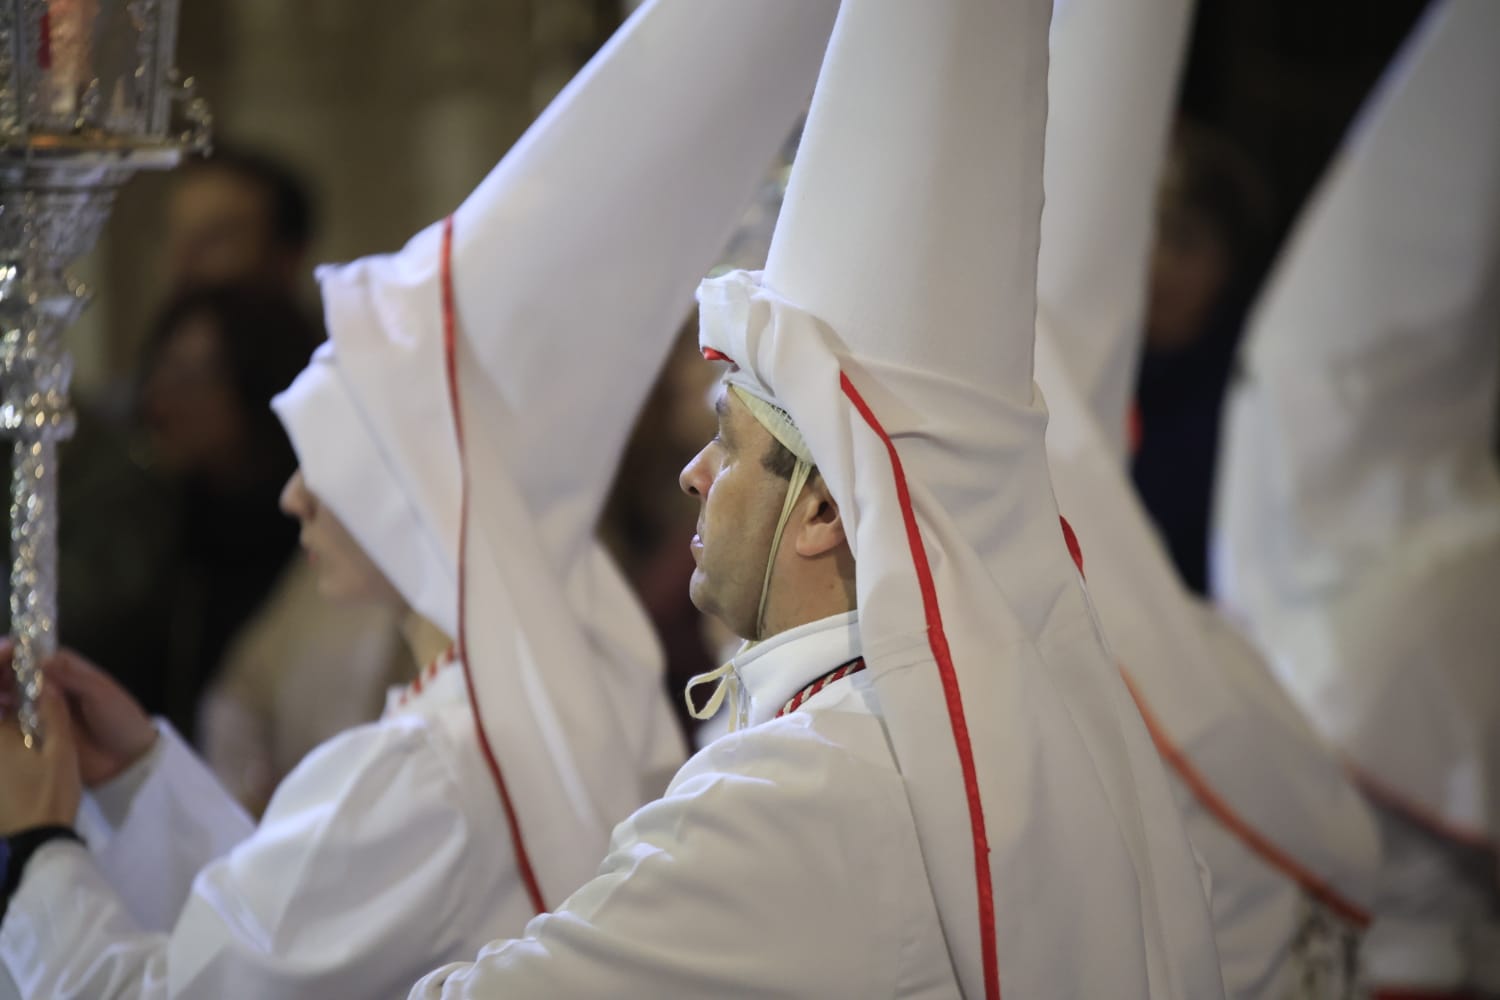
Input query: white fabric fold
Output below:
<box><xmin>1029</xmin><ymin>0</ymin><xmax>1383</xmax><ymax>983</ymax></box>
<box><xmin>274</xmin><ymin>341</ymin><xmax>458</xmax><ymax>637</ymax></box>
<box><xmin>1037</xmin><ymin>329</ymin><xmax>1381</xmax><ymax>929</ymax></box>
<box><xmin>1036</xmin><ymin>0</ymin><xmax>1192</xmax><ymax>458</ymax></box>
<box><xmin>1214</xmin><ymin>0</ymin><xmax>1500</xmax><ymax>844</ymax></box>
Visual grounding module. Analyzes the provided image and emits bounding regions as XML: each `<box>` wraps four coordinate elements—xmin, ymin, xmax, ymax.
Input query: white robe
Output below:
<box><xmin>411</xmin><ymin>612</ymin><xmax>962</xmax><ymax>999</ymax></box>
<box><xmin>1157</xmin><ymin>605</ymin><xmax>1372</xmax><ymax>1000</ymax></box>
<box><xmin>1</xmin><ymin>661</ymin><xmax>574</xmax><ymax>999</ymax></box>
<box><xmin>1033</xmin><ymin>333</ymin><xmax>1380</xmax><ymax>999</ymax></box>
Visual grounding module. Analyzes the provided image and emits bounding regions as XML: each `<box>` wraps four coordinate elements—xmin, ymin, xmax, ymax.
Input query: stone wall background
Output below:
<box><xmin>68</xmin><ymin>0</ymin><xmax>620</xmax><ymax>397</ymax></box>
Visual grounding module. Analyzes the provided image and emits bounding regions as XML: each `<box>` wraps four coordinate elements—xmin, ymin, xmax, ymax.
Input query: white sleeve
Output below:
<box><xmin>409</xmin><ymin>724</ymin><xmax>914</xmax><ymax>1000</ymax></box>
<box><xmin>1</xmin><ymin>717</ymin><xmax>491</xmax><ymax>1000</ymax></box>
<box><xmin>87</xmin><ymin>722</ymin><xmax>256</xmax><ymax>931</ymax></box>
<box><xmin>0</xmin><ymin>842</ymin><xmax>170</xmax><ymax>1000</ymax></box>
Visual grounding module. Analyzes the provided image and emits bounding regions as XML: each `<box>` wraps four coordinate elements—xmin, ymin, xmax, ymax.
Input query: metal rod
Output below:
<box><xmin>10</xmin><ymin>434</ymin><xmax>58</xmax><ymax>747</ymax></box>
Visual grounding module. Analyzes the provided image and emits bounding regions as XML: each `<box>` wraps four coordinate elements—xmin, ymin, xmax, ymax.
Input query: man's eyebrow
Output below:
<box><xmin>714</xmin><ymin>392</ymin><xmax>734</xmax><ymax>444</ymax></box>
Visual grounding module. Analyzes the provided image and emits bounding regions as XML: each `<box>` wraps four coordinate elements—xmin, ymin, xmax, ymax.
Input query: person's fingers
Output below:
<box><xmin>0</xmin><ymin>696</ymin><xmax>30</xmax><ymax>752</ymax></box>
<box><xmin>42</xmin><ymin>652</ymin><xmax>98</xmax><ymax>701</ymax></box>
<box><xmin>36</xmin><ymin>685</ymin><xmax>75</xmax><ymax>756</ymax></box>
<box><xmin>41</xmin><ymin>652</ymin><xmax>74</xmax><ymax>689</ymax></box>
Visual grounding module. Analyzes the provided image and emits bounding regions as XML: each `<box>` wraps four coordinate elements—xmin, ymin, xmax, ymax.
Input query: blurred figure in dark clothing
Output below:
<box><xmin>22</xmin><ymin>147</ymin><xmax>322</xmax><ymax>743</ymax></box>
<box><xmin>123</xmin><ymin>285</ymin><xmax>320</xmax><ymax>735</ymax></box>
<box><xmin>164</xmin><ymin>146</ymin><xmax>317</xmax><ymax>295</ymax></box>
<box><xmin>1132</xmin><ymin>122</ymin><xmax>1275</xmax><ymax>593</ymax></box>
<box><xmin>15</xmin><ymin>286</ymin><xmax>318</xmax><ymax>738</ymax></box>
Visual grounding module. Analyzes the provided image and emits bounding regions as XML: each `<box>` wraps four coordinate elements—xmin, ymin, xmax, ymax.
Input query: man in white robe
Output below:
<box><xmin>0</xmin><ymin>3</ymin><xmax>837</xmax><ymax>996</ymax></box>
<box><xmin>1033</xmin><ymin>0</ymin><xmax>1382</xmax><ymax>997</ymax></box>
<box><xmin>413</xmin><ymin>2</ymin><xmax>1225</xmax><ymax>996</ymax></box>
<box><xmin>683</xmin><ymin>5</ymin><xmax>1384</xmax><ymax>992</ymax></box>
<box><xmin>1213</xmin><ymin>2</ymin><xmax>1500</xmax><ymax>995</ymax></box>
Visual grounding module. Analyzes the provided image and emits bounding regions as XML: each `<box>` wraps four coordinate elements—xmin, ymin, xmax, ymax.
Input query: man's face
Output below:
<box><xmin>1145</xmin><ymin>178</ymin><xmax>1230</xmax><ymax>352</ymax></box>
<box><xmin>139</xmin><ymin>313</ymin><xmax>245</xmax><ymax>475</ymax></box>
<box><xmin>165</xmin><ymin>169</ymin><xmax>292</xmax><ymax>291</ymax></box>
<box><xmin>679</xmin><ymin>386</ymin><xmax>787</xmax><ymax>640</ymax></box>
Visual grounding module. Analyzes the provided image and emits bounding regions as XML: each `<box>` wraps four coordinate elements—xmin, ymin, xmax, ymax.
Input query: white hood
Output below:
<box><xmin>1032</xmin><ymin>0</ymin><xmax>1380</xmax><ymax>922</ymax></box>
<box><xmin>1214</xmin><ymin>0</ymin><xmax>1500</xmax><ymax>844</ymax></box>
<box><xmin>285</xmin><ymin>0</ymin><xmax>840</xmax><ymax>911</ymax></box>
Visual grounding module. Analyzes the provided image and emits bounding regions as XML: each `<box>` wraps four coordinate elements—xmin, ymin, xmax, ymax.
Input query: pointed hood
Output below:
<box><xmin>1036</xmin><ymin>0</ymin><xmax>1191</xmax><ymax>459</ymax></box>
<box><xmin>1214</xmin><ymin>0</ymin><xmax>1500</xmax><ymax>843</ymax></box>
<box><xmin>294</xmin><ymin>0</ymin><xmax>840</xmax><ymax>910</ymax></box>
<box><xmin>1031</xmin><ymin>0</ymin><xmax>1380</xmax><ymax>930</ymax></box>
<box><xmin>274</xmin><ymin>322</ymin><xmax>461</xmax><ymax>641</ymax></box>
<box><xmin>698</xmin><ymin>2</ymin><xmax>1223</xmax><ymax>996</ymax></box>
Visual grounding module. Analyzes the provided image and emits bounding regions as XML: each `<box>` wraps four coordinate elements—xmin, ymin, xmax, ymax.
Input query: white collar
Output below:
<box><xmin>734</xmin><ymin>611</ymin><xmax>861</xmax><ymax>728</ymax></box>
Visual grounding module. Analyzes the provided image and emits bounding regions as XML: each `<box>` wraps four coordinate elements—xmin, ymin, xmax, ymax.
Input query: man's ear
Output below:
<box><xmin>792</xmin><ymin>474</ymin><xmax>846</xmax><ymax>558</ymax></box>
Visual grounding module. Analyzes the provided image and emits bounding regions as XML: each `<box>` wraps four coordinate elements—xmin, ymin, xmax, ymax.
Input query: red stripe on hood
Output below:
<box><xmin>440</xmin><ymin>214</ymin><xmax>547</xmax><ymax>915</ymax></box>
<box><xmin>839</xmin><ymin>371</ymin><xmax>1001</xmax><ymax>1000</ymax></box>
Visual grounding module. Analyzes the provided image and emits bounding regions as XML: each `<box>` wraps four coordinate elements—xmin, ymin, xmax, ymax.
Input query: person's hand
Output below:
<box><xmin>44</xmin><ymin>648</ymin><xmax>159</xmax><ymax>787</ymax></box>
<box><xmin>0</xmin><ymin>640</ymin><xmax>158</xmax><ymax>787</ymax></box>
<box><xmin>0</xmin><ymin>685</ymin><xmax>82</xmax><ymax>834</ymax></box>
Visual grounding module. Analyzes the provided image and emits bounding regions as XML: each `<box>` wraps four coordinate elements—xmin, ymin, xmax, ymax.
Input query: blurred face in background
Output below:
<box><xmin>1145</xmin><ymin>185</ymin><xmax>1231</xmax><ymax>352</ymax></box>
<box><xmin>279</xmin><ymin>470</ymin><xmax>404</xmax><ymax>607</ymax></box>
<box><xmin>165</xmin><ymin>167</ymin><xmax>298</xmax><ymax>291</ymax></box>
<box><xmin>1143</xmin><ymin>125</ymin><xmax>1273</xmax><ymax>354</ymax></box>
<box><xmin>139</xmin><ymin>311</ymin><xmax>250</xmax><ymax>478</ymax></box>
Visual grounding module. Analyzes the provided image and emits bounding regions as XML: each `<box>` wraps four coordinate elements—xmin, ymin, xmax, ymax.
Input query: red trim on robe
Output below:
<box><xmin>395</xmin><ymin>647</ymin><xmax>457</xmax><ymax>709</ymax></box>
<box><xmin>839</xmin><ymin>370</ymin><xmax>1002</xmax><ymax>1000</ymax></box>
<box><xmin>705</xmin><ymin>348</ymin><xmax>1000</xmax><ymax>996</ymax></box>
<box><xmin>440</xmin><ymin>214</ymin><xmax>548</xmax><ymax>915</ymax></box>
<box><xmin>1059</xmin><ymin>517</ymin><xmax>1084</xmax><ymax>577</ymax></box>
<box><xmin>1062</xmin><ymin>513</ymin><xmax>1372</xmax><ymax>928</ymax></box>
<box><xmin>776</xmin><ymin>657</ymin><xmax>867</xmax><ymax>718</ymax></box>
<box><xmin>1119</xmin><ymin>670</ymin><xmax>1372</xmax><ymax>929</ymax></box>
<box><xmin>1347</xmin><ymin>762</ymin><xmax>1496</xmax><ymax>856</ymax></box>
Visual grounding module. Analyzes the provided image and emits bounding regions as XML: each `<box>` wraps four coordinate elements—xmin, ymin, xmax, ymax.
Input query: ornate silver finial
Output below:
<box><xmin>0</xmin><ymin>0</ymin><xmax>207</xmax><ymax>747</ymax></box>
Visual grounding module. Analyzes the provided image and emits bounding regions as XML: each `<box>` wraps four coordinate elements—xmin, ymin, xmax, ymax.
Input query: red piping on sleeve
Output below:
<box><xmin>1064</xmin><ymin>512</ymin><xmax>1371</xmax><ymax>927</ymax></box>
<box><xmin>1347</xmin><ymin>763</ymin><xmax>1496</xmax><ymax>856</ymax></box>
<box><xmin>1119</xmin><ymin>671</ymin><xmax>1372</xmax><ymax>929</ymax></box>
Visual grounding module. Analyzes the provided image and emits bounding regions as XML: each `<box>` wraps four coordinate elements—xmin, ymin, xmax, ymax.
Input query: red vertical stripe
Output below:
<box><xmin>440</xmin><ymin>215</ymin><xmax>547</xmax><ymax>916</ymax></box>
<box><xmin>839</xmin><ymin>371</ymin><xmax>1001</xmax><ymax>1000</ymax></box>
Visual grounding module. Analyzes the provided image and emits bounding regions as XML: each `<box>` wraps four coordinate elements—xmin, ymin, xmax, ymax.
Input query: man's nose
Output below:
<box><xmin>680</xmin><ymin>450</ymin><xmax>709</xmax><ymax>499</ymax></box>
